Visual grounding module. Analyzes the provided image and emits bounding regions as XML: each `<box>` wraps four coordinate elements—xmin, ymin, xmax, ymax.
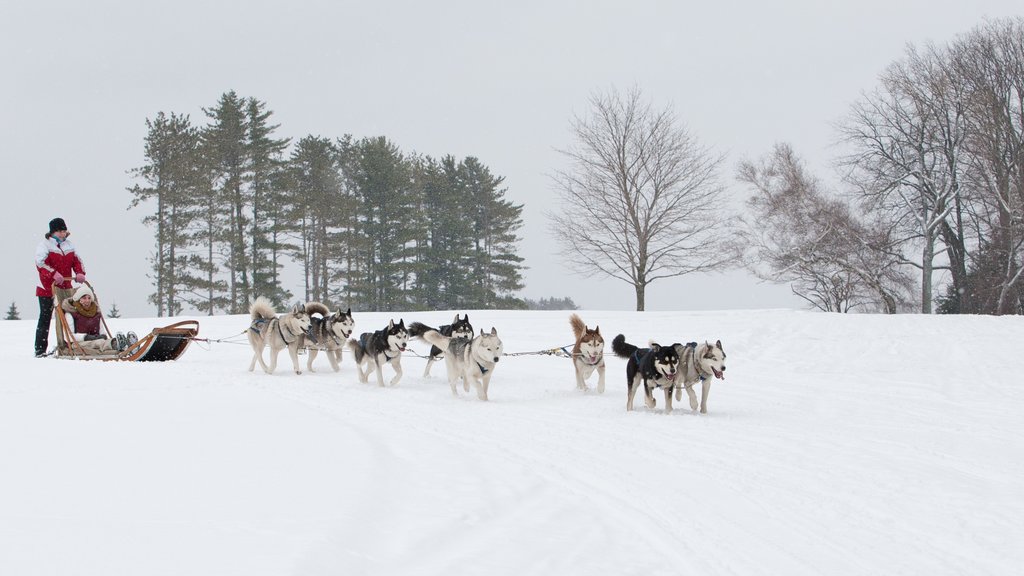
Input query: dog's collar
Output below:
<box><xmin>476</xmin><ymin>361</ymin><xmax>490</xmax><ymax>375</ymax></box>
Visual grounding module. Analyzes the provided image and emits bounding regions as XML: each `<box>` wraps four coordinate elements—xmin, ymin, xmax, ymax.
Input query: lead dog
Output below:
<box><xmin>348</xmin><ymin>319</ymin><xmax>409</xmax><ymax>387</ymax></box>
<box><xmin>611</xmin><ymin>335</ymin><xmax>680</xmax><ymax>412</ymax></box>
<box><xmin>301</xmin><ymin>303</ymin><xmax>355</xmax><ymax>372</ymax></box>
<box><xmin>569</xmin><ymin>313</ymin><xmax>605</xmax><ymax>393</ymax></box>
<box><xmin>248</xmin><ymin>297</ymin><xmax>314</xmax><ymax>375</ymax></box>
<box><xmin>407</xmin><ymin>314</ymin><xmax>474</xmax><ymax>377</ymax></box>
<box><xmin>417</xmin><ymin>327</ymin><xmax>504</xmax><ymax>401</ymax></box>
<box><xmin>673</xmin><ymin>341</ymin><xmax>727</xmax><ymax>413</ymax></box>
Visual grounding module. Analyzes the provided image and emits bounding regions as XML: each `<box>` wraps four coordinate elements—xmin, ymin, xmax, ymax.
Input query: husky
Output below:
<box><xmin>673</xmin><ymin>341</ymin><xmax>727</xmax><ymax>413</ymax></box>
<box><xmin>248</xmin><ymin>297</ymin><xmax>314</xmax><ymax>375</ymax></box>
<box><xmin>301</xmin><ymin>303</ymin><xmax>355</xmax><ymax>373</ymax></box>
<box><xmin>347</xmin><ymin>319</ymin><xmax>409</xmax><ymax>387</ymax></box>
<box><xmin>417</xmin><ymin>327</ymin><xmax>504</xmax><ymax>401</ymax></box>
<box><xmin>569</xmin><ymin>313</ymin><xmax>605</xmax><ymax>393</ymax></box>
<box><xmin>611</xmin><ymin>335</ymin><xmax>680</xmax><ymax>412</ymax></box>
<box><xmin>408</xmin><ymin>314</ymin><xmax>474</xmax><ymax>377</ymax></box>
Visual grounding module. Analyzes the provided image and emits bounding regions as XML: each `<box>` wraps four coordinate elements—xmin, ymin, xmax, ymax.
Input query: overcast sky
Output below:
<box><xmin>3</xmin><ymin>0</ymin><xmax>1021</xmax><ymax>318</ymax></box>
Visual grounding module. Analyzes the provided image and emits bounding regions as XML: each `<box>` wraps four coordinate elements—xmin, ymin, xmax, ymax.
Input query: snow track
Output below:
<box><xmin>1</xmin><ymin>310</ymin><xmax>1022</xmax><ymax>575</ymax></box>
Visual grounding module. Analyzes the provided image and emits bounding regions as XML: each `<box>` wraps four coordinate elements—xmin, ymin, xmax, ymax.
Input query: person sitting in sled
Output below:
<box><xmin>60</xmin><ymin>285</ymin><xmax>137</xmax><ymax>354</ymax></box>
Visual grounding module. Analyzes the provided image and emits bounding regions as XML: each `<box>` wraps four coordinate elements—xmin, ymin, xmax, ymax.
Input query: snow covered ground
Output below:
<box><xmin>1</xmin><ymin>309</ymin><xmax>1022</xmax><ymax>576</ymax></box>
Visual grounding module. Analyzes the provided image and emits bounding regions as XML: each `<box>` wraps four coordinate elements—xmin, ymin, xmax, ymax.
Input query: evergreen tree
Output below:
<box><xmin>128</xmin><ymin>111</ymin><xmax>202</xmax><ymax>317</ymax></box>
<box><xmin>107</xmin><ymin>302</ymin><xmax>121</xmax><ymax>318</ymax></box>
<box><xmin>5</xmin><ymin>301</ymin><xmax>20</xmax><ymax>320</ymax></box>
<box><xmin>202</xmin><ymin>91</ymin><xmax>250</xmax><ymax>313</ymax></box>
<box><xmin>246</xmin><ymin>97</ymin><xmax>292</xmax><ymax>305</ymax></box>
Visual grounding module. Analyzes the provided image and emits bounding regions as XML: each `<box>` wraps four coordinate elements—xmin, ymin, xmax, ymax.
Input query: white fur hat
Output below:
<box><xmin>73</xmin><ymin>285</ymin><xmax>94</xmax><ymax>301</ymax></box>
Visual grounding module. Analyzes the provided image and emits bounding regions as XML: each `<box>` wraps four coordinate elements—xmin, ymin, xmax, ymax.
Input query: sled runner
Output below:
<box><xmin>52</xmin><ymin>282</ymin><xmax>199</xmax><ymax>362</ymax></box>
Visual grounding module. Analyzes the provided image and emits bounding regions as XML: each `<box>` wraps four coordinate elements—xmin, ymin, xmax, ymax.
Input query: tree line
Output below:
<box><xmin>553</xmin><ymin>17</ymin><xmax>1024</xmax><ymax>314</ymax></box>
<box><xmin>129</xmin><ymin>91</ymin><xmax>525</xmax><ymax>316</ymax></box>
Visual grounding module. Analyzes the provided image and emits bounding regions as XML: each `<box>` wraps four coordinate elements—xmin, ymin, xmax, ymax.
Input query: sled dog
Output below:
<box><xmin>672</xmin><ymin>341</ymin><xmax>727</xmax><ymax>413</ymax></box>
<box><xmin>248</xmin><ymin>297</ymin><xmax>314</xmax><ymax>375</ymax></box>
<box><xmin>611</xmin><ymin>335</ymin><xmax>680</xmax><ymax>412</ymax></box>
<box><xmin>569</xmin><ymin>313</ymin><xmax>605</xmax><ymax>393</ymax></box>
<box><xmin>301</xmin><ymin>302</ymin><xmax>355</xmax><ymax>372</ymax></box>
<box><xmin>348</xmin><ymin>319</ymin><xmax>409</xmax><ymax>387</ymax></box>
<box><xmin>408</xmin><ymin>314</ymin><xmax>474</xmax><ymax>377</ymax></box>
<box><xmin>417</xmin><ymin>327</ymin><xmax>504</xmax><ymax>401</ymax></box>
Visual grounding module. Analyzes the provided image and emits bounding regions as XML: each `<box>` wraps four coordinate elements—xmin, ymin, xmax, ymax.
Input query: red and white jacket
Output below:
<box><xmin>35</xmin><ymin>236</ymin><xmax>85</xmax><ymax>298</ymax></box>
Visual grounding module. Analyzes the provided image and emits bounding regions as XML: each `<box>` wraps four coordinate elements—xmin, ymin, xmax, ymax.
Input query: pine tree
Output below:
<box><xmin>107</xmin><ymin>302</ymin><xmax>121</xmax><ymax>318</ymax></box>
<box><xmin>5</xmin><ymin>301</ymin><xmax>20</xmax><ymax>320</ymax></box>
<box><xmin>246</xmin><ymin>97</ymin><xmax>291</xmax><ymax>306</ymax></box>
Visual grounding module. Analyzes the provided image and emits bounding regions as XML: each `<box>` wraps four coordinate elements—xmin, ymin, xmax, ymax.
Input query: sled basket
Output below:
<box><xmin>52</xmin><ymin>281</ymin><xmax>199</xmax><ymax>362</ymax></box>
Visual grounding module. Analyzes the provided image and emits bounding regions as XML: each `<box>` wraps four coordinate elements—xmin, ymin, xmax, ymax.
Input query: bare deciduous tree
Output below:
<box><xmin>549</xmin><ymin>87</ymin><xmax>727</xmax><ymax>311</ymax></box>
<box><xmin>736</xmin><ymin>144</ymin><xmax>916</xmax><ymax>313</ymax></box>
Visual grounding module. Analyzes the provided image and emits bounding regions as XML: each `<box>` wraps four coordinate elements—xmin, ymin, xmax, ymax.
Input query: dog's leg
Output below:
<box><xmin>684</xmin><ymin>383</ymin><xmax>699</xmax><ymax>411</ymax></box>
<box><xmin>327</xmin><ymin>349</ymin><xmax>341</xmax><ymax>372</ymax></box>
<box><xmin>374</xmin><ymin>359</ymin><xmax>386</xmax><ymax>387</ymax></box>
<box><xmin>267</xmin><ymin>346</ymin><xmax>280</xmax><ymax>375</ymax></box>
<box><xmin>307</xmin><ymin>348</ymin><xmax>318</xmax><ymax>373</ymax></box>
<box><xmin>674</xmin><ymin>385</ymin><xmax>682</xmax><ymax>403</ymax></box>
<box><xmin>389</xmin><ymin>357</ymin><xmax>403</xmax><ymax>387</ymax></box>
<box><xmin>355</xmin><ymin>359</ymin><xmax>368</xmax><ymax>383</ymax></box>
<box><xmin>423</xmin><ymin>356</ymin><xmax>435</xmax><ymax>378</ymax></box>
<box><xmin>478</xmin><ymin>372</ymin><xmax>491</xmax><ymax>401</ymax></box>
<box><xmin>289</xmin><ymin>344</ymin><xmax>302</xmax><ymax>375</ymax></box>
<box><xmin>664</xmin><ymin>387</ymin><xmax>673</xmax><ymax>414</ymax></box>
<box><xmin>575</xmin><ymin>364</ymin><xmax>588</xmax><ymax>391</ymax></box>
<box><xmin>700</xmin><ymin>379</ymin><xmax>712</xmax><ymax>414</ymax></box>
<box><xmin>626</xmin><ymin>375</ymin><xmax>641</xmax><ymax>411</ymax></box>
<box><xmin>597</xmin><ymin>362</ymin><xmax>606</xmax><ymax>394</ymax></box>
<box><xmin>644</xmin><ymin>381</ymin><xmax>656</xmax><ymax>409</ymax></box>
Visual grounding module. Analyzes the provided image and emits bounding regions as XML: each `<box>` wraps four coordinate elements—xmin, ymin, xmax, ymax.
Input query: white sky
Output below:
<box><xmin>3</xmin><ymin>0</ymin><xmax>1022</xmax><ymax>317</ymax></box>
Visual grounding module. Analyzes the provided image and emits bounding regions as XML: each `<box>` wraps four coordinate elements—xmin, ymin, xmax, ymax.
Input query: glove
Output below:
<box><xmin>53</xmin><ymin>272</ymin><xmax>65</xmax><ymax>285</ymax></box>
<box><xmin>75</xmin><ymin>273</ymin><xmax>86</xmax><ymax>283</ymax></box>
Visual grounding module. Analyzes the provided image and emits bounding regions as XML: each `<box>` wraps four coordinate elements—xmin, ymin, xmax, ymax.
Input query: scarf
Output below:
<box><xmin>73</xmin><ymin>300</ymin><xmax>98</xmax><ymax>318</ymax></box>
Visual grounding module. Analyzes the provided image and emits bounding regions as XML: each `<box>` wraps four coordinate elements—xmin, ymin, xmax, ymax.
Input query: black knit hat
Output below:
<box><xmin>48</xmin><ymin>218</ymin><xmax>67</xmax><ymax>234</ymax></box>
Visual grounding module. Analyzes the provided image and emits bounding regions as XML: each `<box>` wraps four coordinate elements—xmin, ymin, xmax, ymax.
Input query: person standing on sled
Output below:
<box><xmin>60</xmin><ymin>285</ymin><xmax>136</xmax><ymax>354</ymax></box>
<box><xmin>34</xmin><ymin>218</ymin><xmax>86</xmax><ymax>357</ymax></box>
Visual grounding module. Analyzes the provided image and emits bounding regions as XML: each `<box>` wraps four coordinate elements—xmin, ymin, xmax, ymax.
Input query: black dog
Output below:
<box><xmin>347</xmin><ymin>319</ymin><xmax>409</xmax><ymax>387</ymax></box>
<box><xmin>408</xmin><ymin>314</ymin><xmax>474</xmax><ymax>377</ymax></box>
<box><xmin>612</xmin><ymin>335</ymin><xmax>680</xmax><ymax>412</ymax></box>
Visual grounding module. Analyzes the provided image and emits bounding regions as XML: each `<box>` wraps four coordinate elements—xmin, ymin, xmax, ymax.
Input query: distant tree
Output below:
<box><xmin>524</xmin><ymin>296</ymin><xmax>579</xmax><ymax>310</ymax></box>
<box><xmin>107</xmin><ymin>302</ymin><xmax>121</xmax><ymax>318</ymax></box>
<box><xmin>5</xmin><ymin>301</ymin><xmax>20</xmax><ymax>320</ymax></box>
<box><xmin>246</xmin><ymin>97</ymin><xmax>292</xmax><ymax>306</ymax></box>
<box><xmin>736</xmin><ymin>144</ymin><xmax>916</xmax><ymax>313</ymax></box>
<box><xmin>550</xmin><ymin>86</ymin><xmax>728</xmax><ymax>311</ymax></box>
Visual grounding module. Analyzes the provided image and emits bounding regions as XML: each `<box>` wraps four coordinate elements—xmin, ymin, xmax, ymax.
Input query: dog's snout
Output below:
<box><xmin>493</xmin><ymin>357</ymin><xmax>500</xmax><ymax>362</ymax></box>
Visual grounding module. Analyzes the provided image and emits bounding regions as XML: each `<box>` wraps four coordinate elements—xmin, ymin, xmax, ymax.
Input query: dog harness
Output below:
<box><xmin>476</xmin><ymin>361</ymin><xmax>490</xmax><ymax>375</ymax></box>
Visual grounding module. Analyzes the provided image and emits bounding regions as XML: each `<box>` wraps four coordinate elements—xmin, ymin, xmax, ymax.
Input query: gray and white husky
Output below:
<box><xmin>301</xmin><ymin>302</ymin><xmax>355</xmax><ymax>373</ymax></box>
<box><xmin>347</xmin><ymin>319</ymin><xmax>409</xmax><ymax>387</ymax></box>
<box><xmin>407</xmin><ymin>314</ymin><xmax>474</xmax><ymax>377</ymax></box>
<box><xmin>673</xmin><ymin>341</ymin><xmax>727</xmax><ymax>413</ymax></box>
<box><xmin>248</xmin><ymin>297</ymin><xmax>314</xmax><ymax>375</ymax></box>
<box><xmin>418</xmin><ymin>327</ymin><xmax>504</xmax><ymax>401</ymax></box>
<box><xmin>569</xmin><ymin>313</ymin><xmax>605</xmax><ymax>393</ymax></box>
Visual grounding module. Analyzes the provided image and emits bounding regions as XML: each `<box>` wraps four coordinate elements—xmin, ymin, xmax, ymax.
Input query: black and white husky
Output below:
<box><xmin>407</xmin><ymin>314</ymin><xmax>474</xmax><ymax>377</ymax></box>
<box><xmin>347</xmin><ymin>319</ymin><xmax>409</xmax><ymax>387</ymax></box>
<box><xmin>301</xmin><ymin>303</ymin><xmax>355</xmax><ymax>373</ymax></box>
<box><xmin>248</xmin><ymin>297</ymin><xmax>314</xmax><ymax>375</ymax></box>
<box><xmin>611</xmin><ymin>335</ymin><xmax>680</xmax><ymax>412</ymax></box>
<box><xmin>415</xmin><ymin>327</ymin><xmax>504</xmax><ymax>401</ymax></box>
<box><xmin>673</xmin><ymin>341</ymin><xmax>727</xmax><ymax>413</ymax></box>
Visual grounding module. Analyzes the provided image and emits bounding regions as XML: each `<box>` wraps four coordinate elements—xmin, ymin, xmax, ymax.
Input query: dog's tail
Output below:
<box><xmin>611</xmin><ymin>334</ymin><xmax>637</xmax><ymax>359</ymax></box>
<box><xmin>347</xmin><ymin>336</ymin><xmax>365</xmax><ymax>363</ymax></box>
<box><xmin>420</xmin><ymin>329</ymin><xmax>451</xmax><ymax>351</ymax></box>
<box><xmin>305</xmin><ymin>301</ymin><xmax>329</xmax><ymax>318</ymax></box>
<box><xmin>569</xmin><ymin>313</ymin><xmax>587</xmax><ymax>340</ymax></box>
<box><xmin>250</xmin><ymin>296</ymin><xmax>277</xmax><ymax>321</ymax></box>
<box><xmin>408</xmin><ymin>321</ymin><xmax>438</xmax><ymax>339</ymax></box>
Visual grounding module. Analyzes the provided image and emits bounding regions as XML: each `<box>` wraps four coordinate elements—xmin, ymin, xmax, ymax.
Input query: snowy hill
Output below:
<box><xmin>1</xmin><ymin>309</ymin><xmax>1022</xmax><ymax>576</ymax></box>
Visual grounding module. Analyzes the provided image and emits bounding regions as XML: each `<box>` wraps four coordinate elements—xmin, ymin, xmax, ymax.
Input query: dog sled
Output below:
<box><xmin>51</xmin><ymin>281</ymin><xmax>199</xmax><ymax>362</ymax></box>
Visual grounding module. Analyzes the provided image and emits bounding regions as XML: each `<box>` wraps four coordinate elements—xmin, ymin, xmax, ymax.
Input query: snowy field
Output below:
<box><xmin>1</xmin><ymin>309</ymin><xmax>1022</xmax><ymax>576</ymax></box>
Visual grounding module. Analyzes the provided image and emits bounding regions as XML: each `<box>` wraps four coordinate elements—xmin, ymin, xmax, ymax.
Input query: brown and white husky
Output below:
<box><xmin>569</xmin><ymin>313</ymin><xmax>605</xmax><ymax>393</ymax></box>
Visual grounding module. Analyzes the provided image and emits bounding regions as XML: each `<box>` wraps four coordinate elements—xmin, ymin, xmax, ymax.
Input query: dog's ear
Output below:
<box><xmin>452</xmin><ymin>313</ymin><xmax>460</xmax><ymax>324</ymax></box>
<box><xmin>593</xmin><ymin>325</ymin><xmax>600</xmax><ymax>334</ymax></box>
<box><xmin>490</xmin><ymin>327</ymin><xmax>497</xmax><ymax>335</ymax></box>
<box><xmin>398</xmin><ymin>319</ymin><xmax>405</xmax><ymax>329</ymax></box>
<box><xmin>650</xmin><ymin>342</ymin><xmax>660</xmax><ymax>351</ymax></box>
<box><xmin>346</xmin><ymin>308</ymin><xmax>351</xmax><ymax>316</ymax></box>
<box><xmin>480</xmin><ymin>328</ymin><xmax>486</xmax><ymax>336</ymax></box>
<box><xmin>388</xmin><ymin>319</ymin><xmax>394</xmax><ymax>329</ymax></box>
<box><xmin>716</xmin><ymin>339</ymin><xmax>724</xmax><ymax>351</ymax></box>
